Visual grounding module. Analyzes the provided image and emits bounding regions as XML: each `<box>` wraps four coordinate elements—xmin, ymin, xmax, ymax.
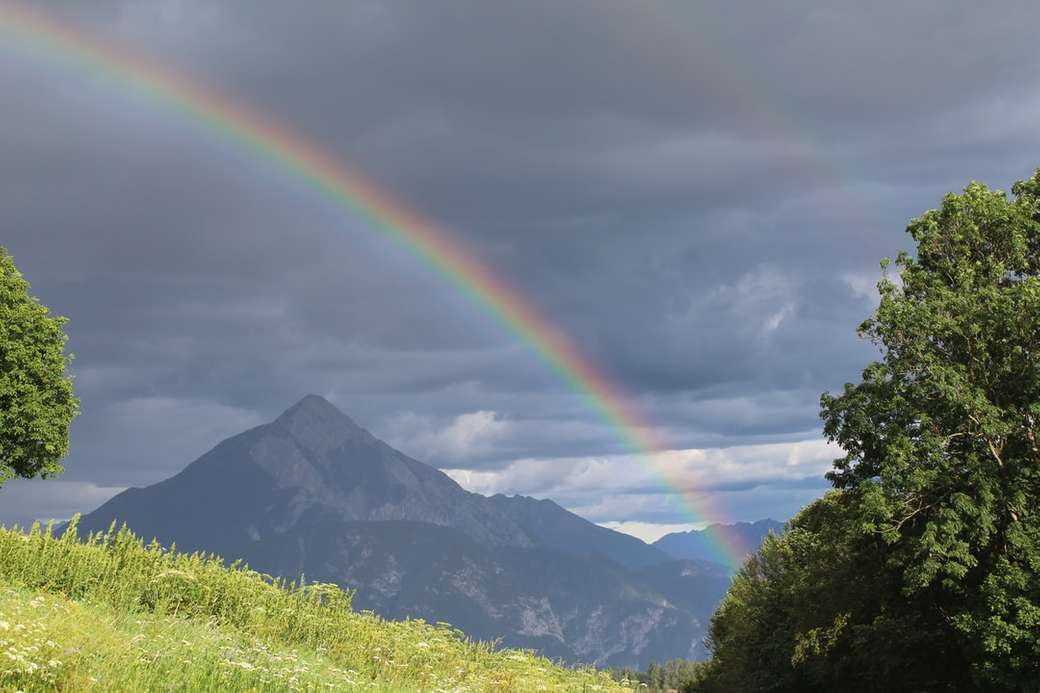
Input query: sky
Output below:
<box><xmin>2</xmin><ymin>0</ymin><xmax>1039</xmax><ymax>542</ymax></box>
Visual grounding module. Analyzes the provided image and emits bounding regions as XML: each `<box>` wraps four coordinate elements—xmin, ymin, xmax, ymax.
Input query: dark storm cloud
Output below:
<box><xmin>2</xmin><ymin>0</ymin><xmax>1038</xmax><ymax>528</ymax></box>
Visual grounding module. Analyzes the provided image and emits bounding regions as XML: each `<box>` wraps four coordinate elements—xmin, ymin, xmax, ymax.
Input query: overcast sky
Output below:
<box><xmin>2</xmin><ymin>0</ymin><xmax>1038</xmax><ymax>541</ymax></box>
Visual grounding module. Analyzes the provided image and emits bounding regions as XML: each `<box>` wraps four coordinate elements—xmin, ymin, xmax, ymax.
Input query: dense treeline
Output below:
<box><xmin>687</xmin><ymin>171</ymin><xmax>1040</xmax><ymax>692</ymax></box>
<box><xmin>611</xmin><ymin>659</ymin><xmax>701</xmax><ymax>691</ymax></box>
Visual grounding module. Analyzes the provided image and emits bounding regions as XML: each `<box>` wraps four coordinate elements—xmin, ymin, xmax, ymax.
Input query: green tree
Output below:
<box><xmin>821</xmin><ymin>172</ymin><xmax>1040</xmax><ymax>688</ymax></box>
<box><xmin>689</xmin><ymin>493</ymin><xmax>969</xmax><ymax>693</ymax></box>
<box><xmin>613</xmin><ymin>659</ymin><xmax>702</xmax><ymax>691</ymax></box>
<box><xmin>0</xmin><ymin>246</ymin><xmax>79</xmax><ymax>486</ymax></box>
<box><xmin>690</xmin><ymin>170</ymin><xmax>1040</xmax><ymax>692</ymax></box>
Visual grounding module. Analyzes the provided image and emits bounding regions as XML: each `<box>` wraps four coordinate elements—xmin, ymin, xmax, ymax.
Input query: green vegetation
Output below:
<box><xmin>688</xmin><ymin>171</ymin><xmax>1040</xmax><ymax>692</ymax></box>
<box><xmin>0</xmin><ymin>519</ymin><xmax>632</xmax><ymax>692</ymax></box>
<box><xmin>610</xmin><ymin>659</ymin><xmax>700</xmax><ymax>691</ymax></box>
<box><xmin>0</xmin><ymin>245</ymin><xmax>78</xmax><ymax>486</ymax></box>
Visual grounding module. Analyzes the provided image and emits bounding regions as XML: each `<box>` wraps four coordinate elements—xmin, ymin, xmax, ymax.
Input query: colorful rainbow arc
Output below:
<box><xmin>0</xmin><ymin>1</ymin><xmax>742</xmax><ymax>568</ymax></box>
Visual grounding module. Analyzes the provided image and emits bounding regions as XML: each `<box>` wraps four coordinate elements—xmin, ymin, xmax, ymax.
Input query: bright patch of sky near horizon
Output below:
<box><xmin>597</xmin><ymin>522</ymin><xmax>707</xmax><ymax>545</ymax></box>
<box><xmin>2</xmin><ymin>0</ymin><xmax>1039</xmax><ymax>537</ymax></box>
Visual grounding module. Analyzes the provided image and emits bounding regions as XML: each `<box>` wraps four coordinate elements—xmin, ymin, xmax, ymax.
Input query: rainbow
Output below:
<box><xmin>610</xmin><ymin>2</ymin><xmax>862</xmax><ymax>197</ymax></box>
<box><xmin>0</xmin><ymin>1</ymin><xmax>744</xmax><ymax>568</ymax></box>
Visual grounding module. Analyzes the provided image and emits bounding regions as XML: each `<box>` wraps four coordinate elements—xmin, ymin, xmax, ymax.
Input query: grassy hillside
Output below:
<box><xmin>0</xmin><ymin>518</ymin><xmax>632</xmax><ymax>692</ymax></box>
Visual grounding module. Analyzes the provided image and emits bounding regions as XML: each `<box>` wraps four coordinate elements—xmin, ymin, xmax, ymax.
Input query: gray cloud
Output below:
<box><xmin>2</xmin><ymin>0</ymin><xmax>1038</xmax><ymax>530</ymax></box>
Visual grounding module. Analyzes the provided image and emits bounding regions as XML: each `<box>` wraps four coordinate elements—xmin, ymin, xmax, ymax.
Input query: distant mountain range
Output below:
<box><xmin>653</xmin><ymin>519</ymin><xmax>784</xmax><ymax>563</ymax></box>
<box><xmin>72</xmin><ymin>395</ymin><xmax>778</xmax><ymax>668</ymax></box>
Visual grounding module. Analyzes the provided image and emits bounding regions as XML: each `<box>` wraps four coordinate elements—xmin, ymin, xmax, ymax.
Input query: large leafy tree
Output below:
<box><xmin>690</xmin><ymin>170</ymin><xmax>1040</xmax><ymax>692</ymax></box>
<box><xmin>690</xmin><ymin>493</ymin><xmax>973</xmax><ymax>693</ymax></box>
<box><xmin>0</xmin><ymin>246</ymin><xmax>79</xmax><ymax>487</ymax></box>
<box><xmin>821</xmin><ymin>172</ymin><xmax>1040</xmax><ymax>687</ymax></box>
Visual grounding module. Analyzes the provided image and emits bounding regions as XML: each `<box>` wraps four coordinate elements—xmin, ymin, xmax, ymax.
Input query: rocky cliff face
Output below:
<box><xmin>74</xmin><ymin>395</ymin><xmax>732</xmax><ymax>668</ymax></box>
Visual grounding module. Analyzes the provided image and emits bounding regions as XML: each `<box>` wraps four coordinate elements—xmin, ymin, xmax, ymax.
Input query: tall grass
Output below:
<box><xmin>0</xmin><ymin>518</ymin><xmax>633</xmax><ymax>691</ymax></box>
<box><xmin>1</xmin><ymin>516</ymin><xmax>353</xmax><ymax>649</ymax></box>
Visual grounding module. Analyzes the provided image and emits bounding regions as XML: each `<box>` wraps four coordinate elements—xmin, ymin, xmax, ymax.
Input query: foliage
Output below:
<box><xmin>610</xmin><ymin>658</ymin><xmax>701</xmax><ymax>691</ymax></box>
<box><xmin>0</xmin><ymin>518</ymin><xmax>632</xmax><ymax>692</ymax></box>
<box><xmin>686</xmin><ymin>493</ymin><xmax>968</xmax><ymax>692</ymax></box>
<box><xmin>0</xmin><ymin>585</ymin><xmax>406</xmax><ymax>692</ymax></box>
<box><xmin>0</xmin><ymin>246</ymin><xmax>79</xmax><ymax>486</ymax></box>
<box><xmin>689</xmin><ymin>170</ymin><xmax>1040</xmax><ymax>692</ymax></box>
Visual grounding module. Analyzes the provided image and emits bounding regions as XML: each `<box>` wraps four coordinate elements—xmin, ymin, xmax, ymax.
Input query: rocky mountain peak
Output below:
<box><xmin>271</xmin><ymin>394</ymin><xmax>372</xmax><ymax>452</ymax></box>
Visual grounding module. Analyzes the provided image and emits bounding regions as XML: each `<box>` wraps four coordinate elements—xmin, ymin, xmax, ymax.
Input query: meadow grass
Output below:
<box><xmin>0</xmin><ymin>518</ymin><xmax>635</xmax><ymax>692</ymax></box>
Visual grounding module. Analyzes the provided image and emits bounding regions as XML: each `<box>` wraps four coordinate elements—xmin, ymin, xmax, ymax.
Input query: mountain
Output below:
<box><xmin>637</xmin><ymin>559</ymin><xmax>734</xmax><ymax>624</ymax></box>
<box><xmin>73</xmin><ymin>395</ymin><xmax>732</xmax><ymax>667</ymax></box>
<box><xmin>76</xmin><ymin>395</ymin><xmax>532</xmax><ymax>557</ymax></box>
<box><xmin>486</xmin><ymin>493</ymin><xmax>672</xmax><ymax>570</ymax></box>
<box><xmin>653</xmin><ymin>519</ymin><xmax>785</xmax><ymax>563</ymax></box>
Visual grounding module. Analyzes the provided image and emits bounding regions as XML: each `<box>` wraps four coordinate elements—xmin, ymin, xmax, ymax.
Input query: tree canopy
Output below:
<box><xmin>689</xmin><ymin>170</ymin><xmax>1040</xmax><ymax>692</ymax></box>
<box><xmin>0</xmin><ymin>246</ymin><xmax>79</xmax><ymax>486</ymax></box>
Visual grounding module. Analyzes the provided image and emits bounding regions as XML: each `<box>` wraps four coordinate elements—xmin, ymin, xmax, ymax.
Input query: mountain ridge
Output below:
<box><xmin>653</xmin><ymin>518</ymin><xmax>785</xmax><ymax>563</ymax></box>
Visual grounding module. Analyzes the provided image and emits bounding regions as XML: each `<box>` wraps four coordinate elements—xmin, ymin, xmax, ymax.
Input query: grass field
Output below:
<box><xmin>0</xmin><ymin>518</ymin><xmax>633</xmax><ymax>692</ymax></box>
